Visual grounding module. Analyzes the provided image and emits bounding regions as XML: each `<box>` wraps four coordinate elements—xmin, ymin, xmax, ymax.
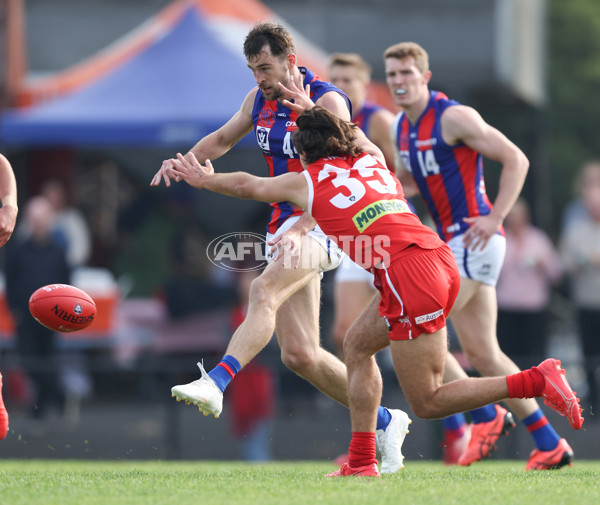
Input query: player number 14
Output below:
<box><xmin>417</xmin><ymin>149</ymin><xmax>440</xmax><ymax>177</ymax></box>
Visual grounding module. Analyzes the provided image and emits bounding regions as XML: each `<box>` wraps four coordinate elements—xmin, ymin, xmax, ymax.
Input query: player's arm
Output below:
<box><xmin>187</xmin><ymin>88</ymin><xmax>256</xmax><ymax>161</ymax></box>
<box><xmin>170</xmin><ymin>153</ymin><xmax>309</xmax><ymax>210</ymax></box>
<box><xmin>388</xmin><ymin>117</ymin><xmax>419</xmax><ymax>198</ymax></box>
<box><xmin>368</xmin><ymin>108</ymin><xmax>398</xmax><ymax>171</ymax></box>
<box><xmin>0</xmin><ymin>153</ymin><xmax>18</xmax><ymax>246</ymax></box>
<box><xmin>150</xmin><ymin>89</ymin><xmax>257</xmax><ymax>187</ymax></box>
<box><xmin>442</xmin><ymin>105</ymin><xmax>529</xmax><ymax>249</ymax></box>
<box><xmin>393</xmin><ymin>154</ymin><xmax>419</xmax><ymax>198</ymax></box>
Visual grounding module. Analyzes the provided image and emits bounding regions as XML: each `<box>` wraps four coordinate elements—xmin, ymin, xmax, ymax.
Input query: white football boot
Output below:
<box><xmin>171</xmin><ymin>362</ymin><xmax>224</xmax><ymax>418</ymax></box>
<box><xmin>376</xmin><ymin>409</ymin><xmax>412</xmax><ymax>473</ymax></box>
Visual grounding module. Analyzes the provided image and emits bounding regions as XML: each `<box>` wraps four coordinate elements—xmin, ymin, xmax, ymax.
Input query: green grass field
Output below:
<box><xmin>0</xmin><ymin>460</ymin><xmax>599</xmax><ymax>505</ymax></box>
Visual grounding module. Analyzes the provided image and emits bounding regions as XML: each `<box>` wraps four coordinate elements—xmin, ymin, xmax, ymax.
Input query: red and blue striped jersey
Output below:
<box><xmin>252</xmin><ymin>67</ymin><xmax>350</xmax><ymax>233</ymax></box>
<box><xmin>392</xmin><ymin>90</ymin><xmax>498</xmax><ymax>242</ymax></box>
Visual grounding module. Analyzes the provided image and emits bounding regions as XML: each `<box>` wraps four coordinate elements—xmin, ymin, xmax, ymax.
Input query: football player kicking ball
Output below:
<box><xmin>153</xmin><ymin>23</ymin><xmax>409</xmax><ymax>474</ymax></box>
<box><xmin>168</xmin><ymin>106</ymin><xmax>583</xmax><ymax>478</ymax></box>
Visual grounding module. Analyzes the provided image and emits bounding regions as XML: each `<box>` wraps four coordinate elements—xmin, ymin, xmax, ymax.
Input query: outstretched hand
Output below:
<box><xmin>0</xmin><ymin>205</ymin><xmax>17</xmax><ymax>247</ymax></box>
<box><xmin>168</xmin><ymin>152</ymin><xmax>215</xmax><ymax>189</ymax></box>
<box><xmin>150</xmin><ymin>158</ymin><xmax>179</xmax><ymax>187</ymax></box>
<box><xmin>278</xmin><ymin>72</ymin><xmax>313</xmax><ymax>114</ymax></box>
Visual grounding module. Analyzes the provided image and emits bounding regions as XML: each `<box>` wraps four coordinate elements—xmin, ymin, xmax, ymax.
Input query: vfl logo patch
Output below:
<box><xmin>415</xmin><ymin>309</ymin><xmax>443</xmax><ymax>325</ymax></box>
<box><xmin>256</xmin><ymin>126</ymin><xmax>271</xmax><ymax>153</ymax></box>
<box><xmin>352</xmin><ymin>199</ymin><xmax>411</xmax><ymax>232</ymax></box>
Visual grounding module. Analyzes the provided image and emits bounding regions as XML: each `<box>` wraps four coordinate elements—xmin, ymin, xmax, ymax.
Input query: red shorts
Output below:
<box><xmin>373</xmin><ymin>244</ymin><xmax>460</xmax><ymax>341</ymax></box>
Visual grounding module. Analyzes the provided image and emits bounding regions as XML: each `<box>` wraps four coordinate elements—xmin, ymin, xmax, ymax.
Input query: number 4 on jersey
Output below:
<box><xmin>283</xmin><ymin>131</ymin><xmax>298</xmax><ymax>158</ymax></box>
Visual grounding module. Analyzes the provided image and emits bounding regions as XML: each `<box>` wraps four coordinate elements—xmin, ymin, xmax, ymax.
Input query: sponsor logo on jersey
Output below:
<box><xmin>415</xmin><ymin>308</ymin><xmax>443</xmax><ymax>324</ymax></box>
<box><xmin>446</xmin><ymin>222</ymin><xmax>461</xmax><ymax>234</ymax></box>
<box><xmin>352</xmin><ymin>199</ymin><xmax>411</xmax><ymax>232</ymax></box>
<box><xmin>415</xmin><ymin>138</ymin><xmax>437</xmax><ymax>148</ymax></box>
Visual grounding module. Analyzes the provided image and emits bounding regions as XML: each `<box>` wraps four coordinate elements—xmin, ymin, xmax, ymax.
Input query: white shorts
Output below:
<box><xmin>335</xmin><ymin>252</ymin><xmax>376</xmax><ymax>285</ymax></box>
<box><xmin>447</xmin><ymin>233</ymin><xmax>506</xmax><ymax>287</ymax></box>
<box><xmin>265</xmin><ymin>216</ymin><xmax>344</xmax><ymax>273</ymax></box>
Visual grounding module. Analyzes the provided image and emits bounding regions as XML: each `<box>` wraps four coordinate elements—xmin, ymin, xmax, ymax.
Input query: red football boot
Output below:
<box><xmin>536</xmin><ymin>359</ymin><xmax>583</xmax><ymax>430</ymax></box>
<box><xmin>526</xmin><ymin>438</ymin><xmax>574</xmax><ymax>470</ymax></box>
<box><xmin>0</xmin><ymin>372</ymin><xmax>9</xmax><ymax>440</ymax></box>
<box><xmin>325</xmin><ymin>462</ymin><xmax>381</xmax><ymax>478</ymax></box>
<box><xmin>458</xmin><ymin>405</ymin><xmax>515</xmax><ymax>466</ymax></box>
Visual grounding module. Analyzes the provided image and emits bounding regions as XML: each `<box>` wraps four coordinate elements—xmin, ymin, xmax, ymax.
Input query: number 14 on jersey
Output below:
<box><xmin>400</xmin><ymin>149</ymin><xmax>440</xmax><ymax>177</ymax></box>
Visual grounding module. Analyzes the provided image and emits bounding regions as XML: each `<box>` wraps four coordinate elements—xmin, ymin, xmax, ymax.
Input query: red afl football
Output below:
<box><xmin>29</xmin><ymin>284</ymin><xmax>96</xmax><ymax>332</ymax></box>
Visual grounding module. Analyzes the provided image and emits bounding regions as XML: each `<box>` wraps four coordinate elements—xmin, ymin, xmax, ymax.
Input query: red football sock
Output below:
<box><xmin>506</xmin><ymin>367</ymin><xmax>545</xmax><ymax>398</ymax></box>
<box><xmin>348</xmin><ymin>432</ymin><xmax>377</xmax><ymax>468</ymax></box>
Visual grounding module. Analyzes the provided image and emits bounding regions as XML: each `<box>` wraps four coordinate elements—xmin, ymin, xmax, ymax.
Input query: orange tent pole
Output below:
<box><xmin>2</xmin><ymin>0</ymin><xmax>27</xmax><ymax>108</ymax></box>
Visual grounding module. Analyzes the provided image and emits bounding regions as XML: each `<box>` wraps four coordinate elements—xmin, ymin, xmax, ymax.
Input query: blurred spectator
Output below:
<box><xmin>41</xmin><ymin>179</ymin><xmax>91</xmax><ymax>268</ymax></box>
<box><xmin>162</xmin><ymin>192</ymin><xmax>238</xmax><ymax>318</ymax></box>
<box><xmin>561</xmin><ymin>160</ymin><xmax>600</xmax><ymax>233</ymax></box>
<box><xmin>4</xmin><ymin>196</ymin><xmax>70</xmax><ymax>420</ymax></box>
<box><xmin>496</xmin><ymin>198</ymin><xmax>563</xmax><ymax>369</ymax></box>
<box><xmin>560</xmin><ymin>161</ymin><xmax>600</xmax><ymax>410</ymax></box>
<box><xmin>227</xmin><ymin>269</ymin><xmax>275</xmax><ymax>461</ymax></box>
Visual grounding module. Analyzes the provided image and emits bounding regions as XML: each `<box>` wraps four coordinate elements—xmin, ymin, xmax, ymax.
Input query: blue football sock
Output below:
<box><xmin>469</xmin><ymin>404</ymin><xmax>498</xmax><ymax>424</ymax></box>
<box><xmin>442</xmin><ymin>413</ymin><xmax>467</xmax><ymax>431</ymax></box>
<box><xmin>208</xmin><ymin>355</ymin><xmax>241</xmax><ymax>393</ymax></box>
<box><xmin>523</xmin><ymin>409</ymin><xmax>560</xmax><ymax>451</ymax></box>
<box><xmin>376</xmin><ymin>407</ymin><xmax>392</xmax><ymax>431</ymax></box>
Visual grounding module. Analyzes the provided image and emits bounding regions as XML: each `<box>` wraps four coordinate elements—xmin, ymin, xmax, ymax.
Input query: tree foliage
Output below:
<box><xmin>549</xmin><ymin>0</ymin><xmax>600</xmax><ymax>216</ymax></box>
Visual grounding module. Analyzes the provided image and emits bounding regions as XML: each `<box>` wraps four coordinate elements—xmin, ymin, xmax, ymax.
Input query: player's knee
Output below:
<box><xmin>248</xmin><ymin>276</ymin><xmax>277</xmax><ymax>313</ymax></box>
<box><xmin>280</xmin><ymin>345</ymin><xmax>317</xmax><ymax>374</ymax></box>
<box><xmin>407</xmin><ymin>398</ymin><xmax>441</xmax><ymax>419</ymax></box>
<box><xmin>343</xmin><ymin>327</ymin><xmax>371</xmax><ymax>363</ymax></box>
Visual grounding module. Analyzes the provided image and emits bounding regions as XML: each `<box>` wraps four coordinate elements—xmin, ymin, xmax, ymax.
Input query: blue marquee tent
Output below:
<box><xmin>0</xmin><ymin>5</ymin><xmax>258</xmax><ymax>147</ymax></box>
